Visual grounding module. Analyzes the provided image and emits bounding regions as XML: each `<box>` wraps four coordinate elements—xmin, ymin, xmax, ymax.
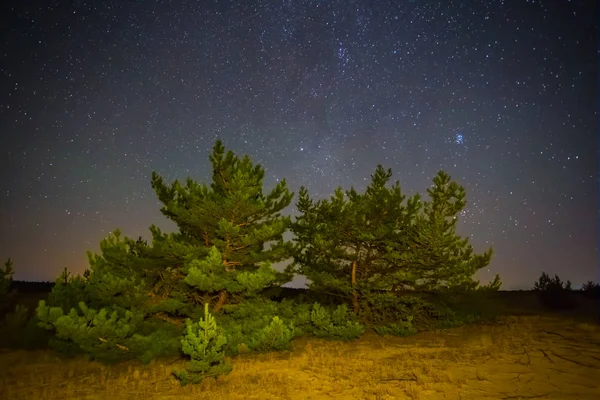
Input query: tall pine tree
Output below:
<box><xmin>37</xmin><ymin>140</ymin><xmax>295</xmax><ymax>363</ymax></box>
<box><xmin>387</xmin><ymin>171</ymin><xmax>494</xmax><ymax>291</ymax></box>
<box><xmin>291</xmin><ymin>166</ymin><xmax>495</xmax><ymax>315</ymax></box>
<box><xmin>149</xmin><ymin>139</ymin><xmax>294</xmax><ymax>312</ymax></box>
<box><xmin>291</xmin><ymin>165</ymin><xmax>421</xmax><ymax>313</ymax></box>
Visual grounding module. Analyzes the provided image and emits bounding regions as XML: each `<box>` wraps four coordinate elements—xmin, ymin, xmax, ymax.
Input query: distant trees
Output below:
<box><xmin>533</xmin><ymin>272</ymin><xmax>575</xmax><ymax>309</ymax></box>
<box><xmin>0</xmin><ymin>259</ymin><xmax>14</xmax><ymax>299</ymax></box>
<box><xmin>581</xmin><ymin>281</ymin><xmax>600</xmax><ymax>299</ymax></box>
<box><xmin>0</xmin><ymin>258</ymin><xmax>16</xmax><ymax>314</ymax></box>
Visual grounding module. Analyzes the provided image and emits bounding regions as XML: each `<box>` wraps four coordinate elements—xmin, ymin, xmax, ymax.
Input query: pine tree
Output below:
<box><xmin>150</xmin><ymin>139</ymin><xmax>294</xmax><ymax>312</ymax></box>
<box><xmin>37</xmin><ymin>140</ymin><xmax>296</xmax><ymax>363</ymax></box>
<box><xmin>174</xmin><ymin>303</ymin><xmax>232</xmax><ymax>385</ymax></box>
<box><xmin>291</xmin><ymin>167</ymin><xmax>495</xmax><ymax>316</ymax></box>
<box><xmin>388</xmin><ymin>171</ymin><xmax>493</xmax><ymax>292</ymax></box>
<box><xmin>291</xmin><ymin>165</ymin><xmax>421</xmax><ymax>313</ymax></box>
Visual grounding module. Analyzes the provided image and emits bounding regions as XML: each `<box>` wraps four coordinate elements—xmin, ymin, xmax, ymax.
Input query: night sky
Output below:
<box><xmin>0</xmin><ymin>0</ymin><xmax>597</xmax><ymax>290</ymax></box>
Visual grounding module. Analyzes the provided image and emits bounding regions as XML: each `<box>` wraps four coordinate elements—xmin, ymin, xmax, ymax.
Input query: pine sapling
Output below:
<box><xmin>174</xmin><ymin>303</ymin><xmax>232</xmax><ymax>385</ymax></box>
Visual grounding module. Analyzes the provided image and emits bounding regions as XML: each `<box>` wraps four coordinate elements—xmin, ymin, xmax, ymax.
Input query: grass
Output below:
<box><xmin>1</xmin><ymin>313</ymin><xmax>599</xmax><ymax>400</ymax></box>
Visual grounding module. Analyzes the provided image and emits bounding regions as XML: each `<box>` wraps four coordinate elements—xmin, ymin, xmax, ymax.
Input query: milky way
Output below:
<box><xmin>0</xmin><ymin>0</ymin><xmax>597</xmax><ymax>289</ymax></box>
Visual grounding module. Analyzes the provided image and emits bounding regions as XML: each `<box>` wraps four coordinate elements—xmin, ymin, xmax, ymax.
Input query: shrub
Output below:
<box><xmin>373</xmin><ymin>316</ymin><xmax>417</xmax><ymax>337</ymax></box>
<box><xmin>254</xmin><ymin>316</ymin><xmax>295</xmax><ymax>351</ymax></box>
<box><xmin>359</xmin><ymin>292</ymin><xmax>430</xmax><ymax>326</ymax></box>
<box><xmin>310</xmin><ymin>303</ymin><xmax>365</xmax><ymax>340</ymax></box>
<box><xmin>36</xmin><ymin>300</ymin><xmax>175</xmax><ymax>364</ymax></box>
<box><xmin>533</xmin><ymin>272</ymin><xmax>576</xmax><ymax>310</ymax></box>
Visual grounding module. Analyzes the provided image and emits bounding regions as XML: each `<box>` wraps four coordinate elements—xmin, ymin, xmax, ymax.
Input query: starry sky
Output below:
<box><xmin>0</xmin><ymin>0</ymin><xmax>597</xmax><ymax>290</ymax></box>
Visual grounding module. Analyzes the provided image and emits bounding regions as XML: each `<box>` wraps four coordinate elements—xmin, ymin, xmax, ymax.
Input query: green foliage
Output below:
<box><xmin>254</xmin><ymin>316</ymin><xmax>295</xmax><ymax>352</ymax></box>
<box><xmin>476</xmin><ymin>274</ymin><xmax>502</xmax><ymax>291</ymax></box>
<box><xmin>47</xmin><ymin>268</ymin><xmax>89</xmax><ymax>313</ymax></box>
<box><xmin>36</xmin><ymin>140</ymin><xmax>299</xmax><ymax>365</ymax></box>
<box><xmin>291</xmin><ymin>165</ymin><xmax>420</xmax><ymax>313</ymax></box>
<box><xmin>84</xmin><ymin>232</ymin><xmax>150</xmax><ymax>311</ymax></box>
<box><xmin>359</xmin><ymin>292</ymin><xmax>435</xmax><ymax>327</ymax></box>
<box><xmin>276</xmin><ymin>299</ymin><xmax>313</xmax><ymax>337</ymax></box>
<box><xmin>47</xmin><ymin>337</ymin><xmax>86</xmax><ymax>358</ymax></box>
<box><xmin>152</xmin><ymin>139</ymin><xmax>295</xmax><ymax>312</ymax></box>
<box><xmin>128</xmin><ymin>324</ymin><xmax>183</xmax><ymax>364</ymax></box>
<box><xmin>310</xmin><ymin>303</ymin><xmax>365</xmax><ymax>340</ymax></box>
<box><xmin>395</xmin><ymin>171</ymin><xmax>493</xmax><ymax>291</ymax></box>
<box><xmin>36</xmin><ymin>140</ymin><xmax>504</xmax><ymax>368</ymax></box>
<box><xmin>217</xmin><ymin>298</ymin><xmax>288</xmax><ymax>355</ymax></box>
<box><xmin>581</xmin><ymin>281</ymin><xmax>600</xmax><ymax>299</ymax></box>
<box><xmin>174</xmin><ymin>303</ymin><xmax>232</xmax><ymax>386</ymax></box>
<box><xmin>373</xmin><ymin>316</ymin><xmax>417</xmax><ymax>337</ymax></box>
<box><xmin>183</xmin><ymin>246</ymin><xmax>278</xmax><ymax>299</ymax></box>
<box><xmin>533</xmin><ymin>272</ymin><xmax>576</xmax><ymax>310</ymax></box>
<box><xmin>36</xmin><ymin>300</ymin><xmax>162</xmax><ymax>364</ymax></box>
<box><xmin>291</xmin><ymin>167</ymin><xmax>494</xmax><ymax>318</ymax></box>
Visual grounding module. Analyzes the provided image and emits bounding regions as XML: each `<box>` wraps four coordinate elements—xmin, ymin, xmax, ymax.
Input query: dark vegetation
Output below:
<box><xmin>0</xmin><ymin>140</ymin><xmax>597</xmax><ymax>386</ymax></box>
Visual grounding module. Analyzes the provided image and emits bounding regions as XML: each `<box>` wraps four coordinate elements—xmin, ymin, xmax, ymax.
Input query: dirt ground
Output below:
<box><xmin>0</xmin><ymin>314</ymin><xmax>598</xmax><ymax>400</ymax></box>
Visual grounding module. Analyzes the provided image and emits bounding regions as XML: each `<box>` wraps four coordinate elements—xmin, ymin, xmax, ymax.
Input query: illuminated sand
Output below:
<box><xmin>1</xmin><ymin>315</ymin><xmax>598</xmax><ymax>399</ymax></box>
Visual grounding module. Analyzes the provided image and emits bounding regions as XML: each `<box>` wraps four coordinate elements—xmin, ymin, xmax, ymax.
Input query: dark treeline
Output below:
<box><xmin>11</xmin><ymin>281</ymin><xmax>54</xmax><ymax>294</ymax></box>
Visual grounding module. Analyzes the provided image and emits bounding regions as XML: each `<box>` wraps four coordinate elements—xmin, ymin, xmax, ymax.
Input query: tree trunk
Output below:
<box><xmin>351</xmin><ymin>260</ymin><xmax>359</xmax><ymax>314</ymax></box>
<box><xmin>213</xmin><ymin>290</ymin><xmax>228</xmax><ymax>313</ymax></box>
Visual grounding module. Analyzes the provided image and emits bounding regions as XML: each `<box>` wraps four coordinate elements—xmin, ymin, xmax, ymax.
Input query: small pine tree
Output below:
<box><xmin>174</xmin><ymin>303</ymin><xmax>232</xmax><ymax>385</ymax></box>
<box><xmin>47</xmin><ymin>267</ymin><xmax>89</xmax><ymax>313</ymax></box>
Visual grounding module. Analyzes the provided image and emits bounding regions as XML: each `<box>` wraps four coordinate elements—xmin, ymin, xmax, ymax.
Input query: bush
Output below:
<box><xmin>373</xmin><ymin>316</ymin><xmax>417</xmax><ymax>337</ymax></box>
<box><xmin>254</xmin><ymin>316</ymin><xmax>295</xmax><ymax>352</ymax></box>
<box><xmin>310</xmin><ymin>303</ymin><xmax>364</xmax><ymax>340</ymax></box>
<box><xmin>359</xmin><ymin>292</ymin><xmax>432</xmax><ymax>327</ymax></box>
<box><xmin>217</xmin><ymin>298</ymin><xmax>283</xmax><ymax>355</ymax></box>
<box><xmin>533</xmin><ymin>272</ymin><xmax>576</xmax><ymax>310</ymax></box>
<box><xmin>36</xmin><ymin>300</ymin><xmax>175</xmax><ymax>364</ymax></box>
<box><xmin>358</xmin><ymin>291</ymin><xmax>484</xmax><ymax>330</ymax></box>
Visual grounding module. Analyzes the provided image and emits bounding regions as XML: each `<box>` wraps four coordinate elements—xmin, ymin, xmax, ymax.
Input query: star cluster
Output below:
<box><xmin>0</xmin><ymin>0</ymin><xmax>597</xmax><ymax>289</ymax></box>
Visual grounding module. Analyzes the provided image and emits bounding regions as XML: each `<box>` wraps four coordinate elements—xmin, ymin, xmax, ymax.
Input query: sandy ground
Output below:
<box><xmin>0</xmin><ymin>315</ymin><xmax>599</xmax><ymax>400</ymax></box>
